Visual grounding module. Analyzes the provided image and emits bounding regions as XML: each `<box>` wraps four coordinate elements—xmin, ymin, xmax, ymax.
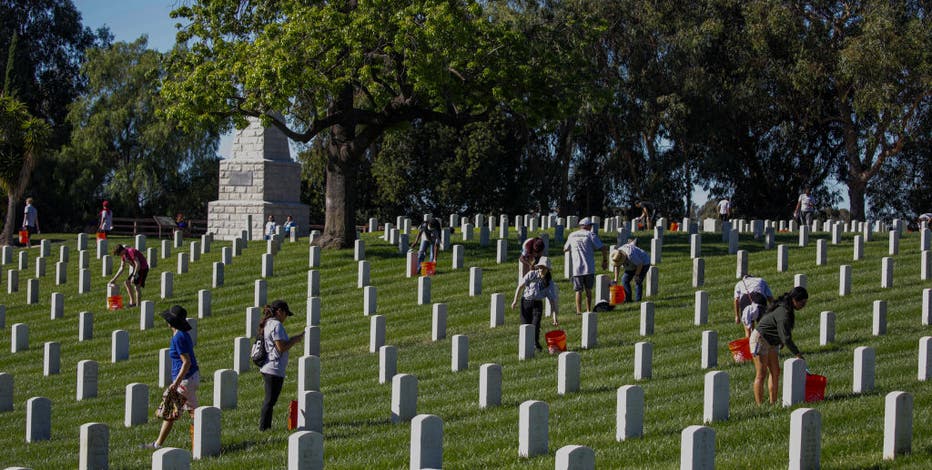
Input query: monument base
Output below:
<box><xmin>208</xmin><ymin>200</ymin><xmax>309</xmax><ymax>241</ymax></box>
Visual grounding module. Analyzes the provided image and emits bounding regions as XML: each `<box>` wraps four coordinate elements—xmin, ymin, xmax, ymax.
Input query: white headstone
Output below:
<box><xmin>919</xmin><ymin>337</ymin><xmax>932</xmax><ymax>381</ymax></box>
<box><xmin>43</xmin><ymin>341</ymin><xmax>60</xmax><ymax>376</ymax></box>
<box><xmin>379</xmin><ymin>345</ymin><xmax>397</xmax><ymax>385</ymax></box>
<box><xmin>777</xmin><ymin>244</ymin><xmax>788</xmax><ymax>272</ymax></box>
<box><xmin>391</xmin><ymin>373</ymin><xmax>418</xmax><ymax>424</ymax></box>
<box><xmin>410</xmin><ymin>414</ymin><xmax>443</xmax><ymax>470</ymax></box>
<box><xmin>701</xmin><ymin>330</ymin><xmax>717</xmax><ymax>369</ymax></box>
<box><xmin>680</xmin><ymin>425</ymin><xmax>715</xmax><ymax>470</ymax></box>
<box><xmin>79</xmin><ymin>311</ymin><xmax>93</xmax><ymax>341</ymax></box>
<box><xmin>307</xmin><ymin>270</ymin><xmax>320</xmax><ymax>297</ymax></box>
<box><xmin>26</xmin><ymin>396</ymin><xmax>51</xmax><ymax>442</ymax></box>
<box><xmin>640</xmin><ymin>302</ymin><xmax>654</xmax><ymax>336</ymax></box>
<box><xmin>881</xmin><ymin>257</ymin><xmax>893</xmax><ymax>288</ymax></box>
<box><xmin>469</xmin><ymin>267</ymin><xmax>482</xmax><ymax>296</ymax></box>
<box><xmin>789</xmin><ymin>408</ymin><xmax>821</xmax><ymax>470</ymax></box>
<box><xmin>519</xmin><ymin>324</ymin><xmax>535</xmax><ymax>360</ymax></box>
<box><xmin>558</xmin><ymin>351</ymin><xmax>581</xmax><ymax>395</ymax></box>
<box><xmin>77</xmin><ymin>360</ymin><xmax>98</xmax><ymax>401</ymax></box>
<box><xmin>451</xmin><ymin>335</ymin><xmax>468</xmax><ymax>372</ymax></box>
<box><xmin>703</xmin><ymin>370</ymin><xmax>729</xmax><ymax>423</ymax></box>
<box><xmin>417</xmin><ymin>276</ymin><xmax>431</xmax><ymax>305</ymax></box>
<box><xmin>233</xmin><ymin>337</ymin><xmax>250</xmax><ymax>373</ymax></box>
<box><xmin>298</xmin><ymin>390</ymin><xmax>323</xmax><ymax>433</ymax></box>
<box><xmin>364</xmin><ymin>286</ymin><xmax>377</xmax><ymax>315</ymax></box>
<box><xmin>261</xmin><ymin>253</ymin><xmax>273</xmax><ymax>278</ymax></box>
<box><xmin>192</xmin><ymin>406</ymin><xmax>221</xmax><ymax>459</ymax></box>
<box><xmin>160</xmin><ymin>271</ymin><xmax>173</xmax><ymax>299</ymax></box>
<box><xmin>213</xmin><ymin>369</ymin><xmax>238</xmax><ymax>410</ymax></box>
<box><xmin>451</xmin><ymin>245</ymin><xmax>464</xmax><ymax>270</ymax></box>
<box><xmin>479</xmin><ymin>363</ymin><xmax>502</xmax><ymax>408</ymax></box>
<box><xmin>634</xmin><ymin>342</ymin><xmax>652</xmax><ymax>380</ymax></box>
<box><xmin>819</xmin><ymin>311</ymin><xmax>835</xmax><ymax>346</ymax></box>
<box><xmin>782</xmin><ymin>358</ymin><xmax>806</xmax><ymax>407</ymax></box>
<box><xmin>555</xmin><ymin>445</ymin><xmax>595</xmax><ymax>470</ymax></box>
<box><xmin>873</xmin><ymin>300</ymin><xmax>887</xmax><ymax>336</ymax></box>
<box><xmin>288</xmin><ymin>430</ymin><xmax>324</xmax><ymax>470</ymax></box>
<box><xmin>307</xmin><ymin>297</ymin><xmax>320</xmax><ymax>327</ymax></box>
<box><xmin>111</xmin><ymin>330</ymin><xmax>129</xmax><ymax>362</ymax></box>
<box><xmin>518</xmin><ymin>400</ymin><xmax>548</xmax><ymax>458</ymax></box>
<box><xmin>839</xmin><ymin>265</ymin><xmax>851</xmax><ymax>296</ymax></box>
<box><xmin>125</xmin><ymin>383</ymin><xmax>148</xmax><ymax>427</ymax></box>
<box><xmin>853</xmin><ymin>346</ymin><xmax>875</xmax><ymax>394</ymax></box>
<box><xmin>254</xmin><ymin>279</ymin><xmax>267</xmax><ymax>306</ymax></box>
<box><xmin>616</xmin><ymin>385</ymin><xmax>644</xmax><ymax>441</ymax></box>
<box><xmin>883</xmin><ymin>391</ymin><xmax>913</xmax><ymax>459</ymax></box>
<box><xmin>370</xmin><ymin>315</ymin><xmax>385</xmax><ymax>353</ymax></box>
<box><xmin>694</xmin><ymin>291</ymin><xmax>708</xmax><ymax>325</ymax></box>
<box><xmin>692</xmin><ymin>258</ymin><xmax>704</xmax><ymax>288</ymax></box>
<box><xmin>303</xmin><ymin>326</ymin><xmax>321</xmax><ymax>357</ymax></box>
<box><xmin>581</xmin><ymin>312</ymin><xmax>597</xmax><ymax>349</ymax></box>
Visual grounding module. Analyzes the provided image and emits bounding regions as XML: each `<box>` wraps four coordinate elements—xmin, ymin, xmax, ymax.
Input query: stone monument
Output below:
<box><xmin>208</xmin><ymin>117</ymin><xmax>309</xmax><ymax>240</ymax></box>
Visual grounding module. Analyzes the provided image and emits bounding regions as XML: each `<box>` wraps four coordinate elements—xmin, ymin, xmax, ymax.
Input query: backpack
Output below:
<box><xmin>741</xmin><ymin>291</ymin><xmax>769</xmax><ymax>327</ymax></box>
<box><xmin>250</xmin><ymin>335</ymin><xmax>268</xmax><ymax>367</ymax></box>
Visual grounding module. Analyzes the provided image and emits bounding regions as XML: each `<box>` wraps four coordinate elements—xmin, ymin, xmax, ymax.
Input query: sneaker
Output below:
<box><xmin>141</xmin><ymin>442</ymin><xmax>161</xmax><ymax>450</ymax></box>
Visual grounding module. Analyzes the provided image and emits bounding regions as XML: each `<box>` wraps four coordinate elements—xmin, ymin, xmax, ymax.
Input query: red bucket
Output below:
<box><xmin>545</xmin><ymin>330</ymin><xmax>567</xmax><ymax>352</ymax></box>
<box><xmin>421</xmin><ymin>261</ymin><xmax>436</xmax><ymax>276</ymax></box>
<box><xmin>728</xmin><ymin>337</ymin><xmax>752</xmax><ymax>363</ymax></box>
<box><xmin>805</xmin><ymin>373</ymin><xmax>827</xmax><ymax>402</ymax></box>
<box><xmin>609</xmin><ymin>284</ymin><xmax>626</xmax><ymax>305</ymax></box>
<box><xmin>287</xmin><ymin>400</ymin><xmax>298</xmax><ymax>430</ymax></box>
<box><xmin>107</xmin><ymin>295</ymin><xmax>123</xmax><ymax>310</ymax></box>
<box><xmin>19</xmin><ymin>229</ymin><xmax>29</xmax><ymax>245</ymax></box>
<box><xmin>96</xmin><ymin>231</ymin><xmax>107</xmax><ymax>240</ymax></box>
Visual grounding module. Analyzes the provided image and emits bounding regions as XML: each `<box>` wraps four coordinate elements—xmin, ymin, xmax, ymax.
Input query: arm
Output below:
<box><xmin>273</xmin><ymin>331</ymin><xmax>304</xmax><ymax>353</ymax></box>
<box><xmin>733</xmin><ymin>298</ymin><xmax>741</xmax><ymax>324</ymax></box>
<box><xmin>511</xmin><ymin>282</ymin><xmax>526</xmax><ymax>309</ymax></box>
<box><xmin>777</xmin><ymin>315</ymin><xmax>802</xmax><ymax>357</ymax></box>
<box><xmin>109</xmin><ymin>259</ymin><xmax>125</xmax><ymax>285</ymax></box>
<box><xmin>170</xmin><ymin>353</ymin><xmax>192</xmax><ymax>390</ymax></box>
<box><xmin>547</xmin><ymin>288</ymin><xmax>559</xmax><ymax>325</ymax></box>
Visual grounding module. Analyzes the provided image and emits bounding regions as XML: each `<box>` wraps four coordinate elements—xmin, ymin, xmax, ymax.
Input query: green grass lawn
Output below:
<box><xmin>0</xmin><ymin>224</ymin><xmax>930</xmax><ymax>469</ymax></box>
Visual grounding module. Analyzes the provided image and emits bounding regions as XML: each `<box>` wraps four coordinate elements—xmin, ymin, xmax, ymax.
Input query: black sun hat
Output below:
<box><xmin>270</xmin><ymin>299</ymin><xmax>294</xmax><ymax>316</ymax></box>
<box><xmin>160</xmin><ymin>305</ymin><xmax>191</xmax><ymax>331</ymax></box>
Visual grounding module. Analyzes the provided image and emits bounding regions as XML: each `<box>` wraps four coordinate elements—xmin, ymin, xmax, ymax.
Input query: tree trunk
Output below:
<box><xmin>847</xmin><ymin>177</ymin><xmax>867</xmax><ymax>222</ymax></box>
<box><xmin>316</xmin><ymin>149</ymin><xmax>359</xmax><ymax>249</ymax></box>
<box><xmin>1</xmin><ymin>192</ymin><xmax>19</xmax><ymax>246</ymax></box>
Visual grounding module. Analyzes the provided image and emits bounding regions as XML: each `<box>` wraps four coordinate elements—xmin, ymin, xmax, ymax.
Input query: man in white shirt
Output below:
<box><xmin>563</xmin><ymin>218</ymin><xmax>608</xmax><ymax>315</ymax></box>
<box><xmin>718</xmin><ymin>198</ymin><xmax>731</xmax><ymax>221</ymax></box>
<box><xmin>794</xmin><ymin>188</ymin><xmax>816</xmax><ymax>226</ymax></box>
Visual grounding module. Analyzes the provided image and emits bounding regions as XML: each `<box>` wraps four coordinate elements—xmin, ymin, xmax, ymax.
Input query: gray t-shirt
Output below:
<box><xmin>260</xmin><ymin>318</ymin><xmax>290</xmax><ymax>377</ymax></box>
<box><xmin>563</xmin><ymin>229</ymin><xmax>603</xmax><ymax>276</ymax></box>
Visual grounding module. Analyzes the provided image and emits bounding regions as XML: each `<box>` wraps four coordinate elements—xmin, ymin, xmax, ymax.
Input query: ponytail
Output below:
<box><xmin>256</xmin><ymin>304</ymin><xmax>276</xmax><ymax>337</ymax></box>
<box><xmin>768</xmin><ymin>286</ymin><xmax>809</xmax><ymax>313</ymax></box>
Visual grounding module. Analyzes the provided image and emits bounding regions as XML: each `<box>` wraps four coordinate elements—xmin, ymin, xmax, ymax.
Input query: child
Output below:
<box><xmin>511</xmin><ymin>256</ymin><xmax>559</xmax><ymax>352</ymax></box>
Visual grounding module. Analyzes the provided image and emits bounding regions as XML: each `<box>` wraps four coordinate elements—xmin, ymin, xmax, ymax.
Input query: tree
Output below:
<box><xmin>163</xmin><ymin>0</ymin><xmax>530</xmax><ymax>248</ymax></box>
<box><xmin>0</xmin><ymin>95</ymin><xmax>50</xmax><ymax>244</ymax></box>
<box><xmin>58</xmin><ymin>37</ymin><xmax>219</xmax><ymax>225</ymax></box>
<box><xmin>746</xmin><ymin>1</ymin><xmax>932</xmax><ymax>220</ymax></box>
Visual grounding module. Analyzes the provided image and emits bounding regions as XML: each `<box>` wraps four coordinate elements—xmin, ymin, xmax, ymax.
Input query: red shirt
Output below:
<box><xmin>122</xmin><ymin>247</ymin><xmax>149</xmax><ymax>270</ymax></box>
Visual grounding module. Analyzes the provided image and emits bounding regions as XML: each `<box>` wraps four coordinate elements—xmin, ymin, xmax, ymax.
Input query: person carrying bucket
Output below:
<box><xmin>511</xmin><ymin>256</ymin><xmax>559</xmax><ymax>352</ymax></box>
<box><xmin>411</xmin><ymin>215</ymin><xmax>441</xmax><ymax>275</ymax></box>
<box><xmin>109</xmin><ymin>244</ymin><xmax>149</xmax><ymax>308</ymax></box>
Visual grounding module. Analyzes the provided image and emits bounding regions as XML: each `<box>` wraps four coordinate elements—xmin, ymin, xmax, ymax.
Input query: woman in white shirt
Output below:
<box><xmin>258</xmin><ymin>300</ymin><xmax>303</xmax><ymax>431</ymax></box>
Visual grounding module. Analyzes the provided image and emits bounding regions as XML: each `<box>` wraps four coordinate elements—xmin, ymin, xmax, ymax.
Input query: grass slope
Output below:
<box><xmin>0</xmin><ymin>227</ymin><xmax>930</xmax><ymax>469</ymax></box>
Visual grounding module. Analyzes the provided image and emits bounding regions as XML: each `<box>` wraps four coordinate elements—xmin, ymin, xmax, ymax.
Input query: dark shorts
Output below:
<box><xmin>131</xmin><ymin>268</ymin><xmax>149</xmax><ymax>288</ymax></box>
<box><xmin>25</xmin><ymin>225</ymin><xmax>37</xmax><ymax>235</ymax></box>
<box><xmin>572</xmin><ymin>274</ymin><xmax>595</xmax><ymax>292</ymax></box>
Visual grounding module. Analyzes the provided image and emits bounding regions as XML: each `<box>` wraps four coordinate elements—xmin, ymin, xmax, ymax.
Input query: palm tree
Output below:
<box><xmin>0</xmin><ymin>95</ymin><xmax>50</xmax><ymax>245</ymax></box>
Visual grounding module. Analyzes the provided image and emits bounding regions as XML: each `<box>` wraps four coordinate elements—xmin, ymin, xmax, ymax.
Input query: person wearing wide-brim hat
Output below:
<box><xmin>145</xmin><ymin>305</ymin><xmax>200</xmax><ymax>449</ymax></box>
<box><xmin>258</xmin><ymin>299</ymin><xmax>304</xmax><ymax>430</ymax></box>
<box><xmin>511</xmin><ymin>256</ymin><xmax>559</xmax><ymax>352</ymax></box>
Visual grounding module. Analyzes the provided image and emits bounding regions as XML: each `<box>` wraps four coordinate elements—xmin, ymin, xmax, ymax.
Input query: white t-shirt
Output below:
<box><xmin>265</xmin><ymin>221</ymin><xmax>277</xmax><ymax>237</ymax></box>
<box><xmin>798</xmin><ymin>194</ymin><xmax>814</xmax><ymax>212</ymax></box>
<box><xmin>734</xmin><ymin>277</ymin><xmax>773</xmax><ymax>307</ymax></box>
<box><xmin>260</xmin><ymin>318</ymin><xmax>290</xmax><ymax>377</ymax></box>
<box><xmin>563</xmin><ymin>229</ymin><xmax>603</xmax><ymax>276</ymax></box>
<box><xmin>718</xmin><ymin>199</ymin><xmax>730</xmax><ymax>215</ymax></box>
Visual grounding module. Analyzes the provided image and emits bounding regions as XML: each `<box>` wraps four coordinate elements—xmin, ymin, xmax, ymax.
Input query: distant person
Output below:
<box><xmin>22</xmin><ymin>197</ymin><xmax>40</xmax><ymax>246</ymax></box>
<box><xmin>282</xmin><ymin>215</ymin><xmax>296</xmax><ymax>236</ymax></box>
<box><xmin>563</xmin><ymin>218</ymin><xmax>608</xmax><ymax>314</ymax></box>
<box><xmin>109</xmin><ymin>244</ymin><xmax>149</xmax><ymax>307</ymax></box>
<box><xmin>258</xmin><ymin>300</ymin><xmax>304</xmax><ymax>431</ymax></box>
<box><xmin>264</xmin><ymin>215</ymin><xmax>277</xmax><ymax>240</ymax></box>
<box><xmin>794</xmin><ymin>188</ymin><xmax>816</xmax><ymax>226</ymax></box>
<box><xmin>750</xmin><ymin>286</ymin><xmax>809</xmax><ymax>405</ymax></box>
<box><xmin>635</xmin><ymin>201</ymin><xmax>655</xmax><ymax>229</ymax></box>
<box><xmin>511</xmin><ymin>256</ymin><xmax>559</xmax><ymax>351</ymax></box>
<box><xmin>98</xmin><ymin>200</ymin><xmax>113</xmax><ymax>234</ymax></box>
<box><xmin>519</xmin><ymin>236</ymin><xmax>545</xmax><ymax>273</ymax></box>
<box><xmin>718</xmin><ymin>198</ymin><xmax>731</xmax><ymax>221</ymax></box>
<box><xmin>734</xmin><ymin>274</ymin><xmax>774</xmax><ymax>337</ymax></box>
<box><xmin>612</xmin><ymin>239</ymin><xmax>650</xmax><ymax>302</ymax></box>
<box><xmin>918</xmin><ymin>213</ymin><xmax>932</xmax><ymax>230</ymax></box>
<box><xmin>175</xmin><ymin>212</ymin><xmax>188</xmax><ymax>229</ymax></box>
<box><xmin>411</xmin><ymin>216</ymin><xmax>441</xmax><ymax>274</ymax></box>
<box><xmin>143</xmin><ymin>305</ymin><xmax>199</xmax><ymax>450</ymax></box>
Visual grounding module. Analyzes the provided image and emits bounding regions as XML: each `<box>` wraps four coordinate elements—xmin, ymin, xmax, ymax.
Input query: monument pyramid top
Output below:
<box><xmin>230</xmin><ymin>116</ymin><xmax>292</xmax><ymax>162</ymax></box>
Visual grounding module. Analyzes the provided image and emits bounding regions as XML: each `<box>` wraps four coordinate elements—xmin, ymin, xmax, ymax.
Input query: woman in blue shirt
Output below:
<box><xmin>145</xmin><ymin>305</ymin><xmax>199</xmax><ymax>449</ymax></box>
<box><xmin>511</xmin><ymin>256</ymin><xmax>559</xmax><ymax>351</ymax></box>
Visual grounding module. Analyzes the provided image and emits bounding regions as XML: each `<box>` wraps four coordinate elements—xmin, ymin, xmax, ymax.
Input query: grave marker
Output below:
<box><xmin>479</xmin><ymin>363</ymin><xmax>502</xmax><ymax>408</ymax></box>
<box><xmin>452</xmin><ymin>335</ymin><xmax>468</xmax><ymax>372</ymax></box>
<box><xmin>816</xmin><ymin>239</ymin><xmax>826</xmax><ymax>265</ymax></box>
<box><xmin>298</xmin><ymin>390</ymin><xmax>323</xmax><ymax>433</ymax></box>
<box><xmin>125</xmin><ymin>383</ymin><xmax>148</xmax><ymax>427</ymax></box>
<box><xmin>426</xmin><ymin>303</ymin><xmax>447</xmax><ymax>342</ymax></box>
<box><xmin>694</xmin><ymin>291</ymin><xmax>708</xmax><ymax>325</ymax></box>
<box><xmin>234</xmin><ymin>337</ymin><xmax>249</xmax><ymax>373</ymax></box>
<box><xmin>44</xmin><ymin>342</ymin><xmax>60</xmax><ymax>375</ymax></box>
<box><xmin>379</xmin><ymin>345</ymin><xmax>397</xmax><ymax>384</ymax></box>
<box><xmin>79</xmin><ymin>311</ymin><xmax>93</xmax><ymax>341</ymax></box>
<box><xmin>854</xmin><ymin>235</ymin><xmax>864</xmax><ymax>261</ymax></box>
<box><xmin>789</xmin><ymin>408</ymin><xmax>821</xmax><ymax>470</ymax></box>
<box><xmin>213</xmin><ymin>369</ymin><xmax>238</xmax><ymax>410</ymax></box>
<box><xmin>634</xmin><ymin>342</ymin><xmax>652</xmax><ymax>380</ymax></box>
<box><xmin>307</xmin><ymin>297</ymin><xmax>321</xmax><ymax>326</ymax></box>
<box><xmin>77</xmin><ymin>359</ymin><xmax>98</xmax><ymax>400</ymax></box>
<box><xmin>519</xmin><ymin>324</ymin><xmax>535</xmax><ymax>360</ymax></box>
<box><xmin>778</xmin><ymin>244</ymin><xmax>788</xmax><ymax>272</ymax></box>
<box><xmin>11</xmin><ymin>322</ymin><xmax>28</xmax><ymax>352</ymax></box>
<box><xmin>112</xmin><ymin>330</ymin><xmax>129</xmax><ymax>362</ymax></box>
<box><xmin>410</xmin><ymin>414</ymin><xmax>443</xmax><ymax>470</ymax></box>
<box><xmin>452</xmin><ymin>245</ymin><xmax>464</xmax><ymax>270</ymax></box>
<box><xmin>640</xmin><ymin>302</ymin><xmax>654</xmax><ymax>336</ymax></box>
<box><xmin>303</xmin><ymin>326</ymin><xmax>321</xmax><ymax>357</ymax></box>
<box><xmin>839</xmin><ymin>265</ymin><xmax>851</xmax><ymax>296</ymax></box>
<box><xmin>261</xmin><ymin>253</ymin><xmax>273</xmax><ymax>278</ymax></box>
<box><xmin>701</xmin><ymin>331</ymin><xmax>717</xmax><ymax>369</ymax></box>
<box><xmin>582</xmin><ymin>312</ymin><xmax>597</xmax><ymax>349</ymax></box>
<box><xmin>853</xmin><ymin>346</ymin><xmax>876</xmax><ymax>394</ymax></box>
<box><xmin>212</xmin><ymin>262</ymin><xmax>224</xmax><ymax>288</ymax></box>
<box><xmin>417</xmin><ymin>276</ymin><xmax>431</xmax><ymax>305</ymax></box>
<box><xmin>873</xmin><ymin>300</ymin><xmax>887</xmax><ymax>336</ymax></box>
<box><xmin>703</xmin><ymin>371</ymin><xmax>729</xmax><ymax>423</ymax></box>
<box><xmin>391</xmin><ymin>374</ymin><xmax>418</xmax><ymax>423</ymax></box>
<box><xmin>159</xmin><ymin>348</ymin><xmax>170</xmax><ymax>388</ymax></box>
<box><xmin>616</xmin><ymin>385</ymin><xmax>644</xmax><ymax>441</ymax></box>
<box><xmin>370</xmin><ymin>315</ymin><xmax>386</xmax><ymax>353</ymax></box>
<box><xmin>26</xmin><ymin>397</ymin><xmax>51</xmax><ymax>442</ymax></box>
<box><xmin>193</xmin><ymin>406</ymin><xmax>221</xmax><ymax>459</ymax></box>
<box><xmin>692</xmin><ymin>258</ymin><xmax>704</xmax><ymax>288</ymax></box>
<box><xmin>881</xmin><ymin>257</ymin><xmax>893</xmax><ymax>288</ymax></box>
<box><xmin>298</xmin><ymin>355</ymin><xmax>321</xmax><ymax>394</ymax></box>
<box><xmin>782</xmin><ymin>358</ymin><xmax>806</xmax><ymax>407</ymax></box>
<box><xmin>819</xmin><ymin>311</ymin><xmax>835</xmax><ymax>346</ymax></box>
<box><xmin>680</xmin><ymin>425</ymin><xmax>715</xmax><ymax>470</ymax></box>
<box><xmin>50</xmin><ymin>292</ymin><xmax>64</xmax><ymax>319</ymax></box>
<box><xmin>255</xmin><ymin>279</ymin><xmax>267</xmax><ymax>306</ymax></box>
<box><xmin>469</xmin><ymin>267</ymin><xmax>482</xmax><ymax>296</ymax></box>
<box><xmin>307</xmin><ymin>270</ymin><xmax>320</xmax><ymax>297</ymax></box>
<box><xmin>26</xmin><ymin>278</ymin><xmax>38</xmax><ymax>304</ymax></box>
<box><xmin>558</xmin><ymin>351</ymin><xmax>581</xmax><ymax>395</ymax></box>
<box><xmin>555</xmin><ymin>445</ymin><xmax>595</xmax><ymax>470</ymax></box>
<box><xmin>883</xmin><ymin>391</ymin><xmax>913</xmax><ymax>460</ymax></box>
<box><xmin>161</xmin><ymin>271</ymin><xmax>173</xmax><ymax>299</ymax></box>
<box><xmin>736</xmin><ymin>250</ymin><xmax>748</xmax><ymax>279</ymax></box>
<box><xmin>518</xmin><ymin>400</ymin><xmax>548</xmax><ymax>458</ymax></box>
